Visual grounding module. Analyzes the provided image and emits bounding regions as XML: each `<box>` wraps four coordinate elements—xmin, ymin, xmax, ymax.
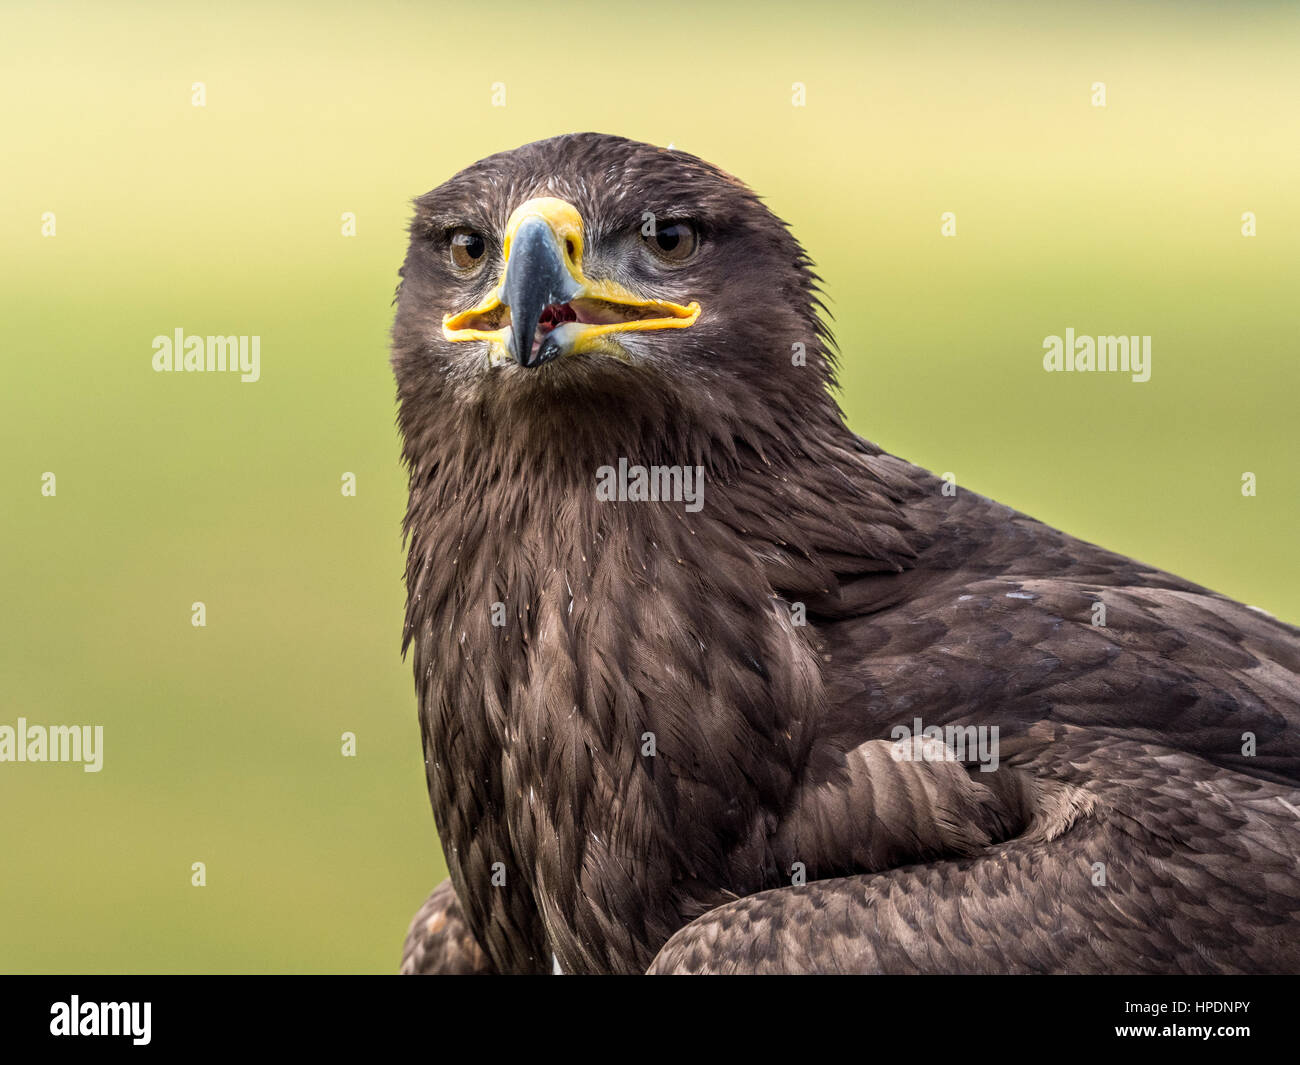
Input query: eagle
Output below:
<box><xmin>391</xmin><ymin>132</ymin><xmax>1300</xmax><ymax>975</ymax></box>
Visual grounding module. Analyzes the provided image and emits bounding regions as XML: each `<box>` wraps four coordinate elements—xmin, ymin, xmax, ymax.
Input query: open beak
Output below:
<box><xmin>442</xmin><ymin>197</ymin><xmax>701</xmax><ymax>368</ymax></box>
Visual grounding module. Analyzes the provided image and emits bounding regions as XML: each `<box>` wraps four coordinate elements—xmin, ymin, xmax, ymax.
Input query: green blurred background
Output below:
<box><xmin>1</xmin><ymin>0</ymin><xmax>1296</xmax><ymax>972</ymax></box>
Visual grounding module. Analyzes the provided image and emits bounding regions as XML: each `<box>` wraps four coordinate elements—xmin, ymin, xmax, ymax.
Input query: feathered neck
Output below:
<box><xmin>397</xmin><ymin>368</ymin><xmax>921</xmax><ymax>625</ymax></box>
<box><xmin>396</xmin><ymin>371</ymin><xmax>924</xmax><ymax>972</ymax></box>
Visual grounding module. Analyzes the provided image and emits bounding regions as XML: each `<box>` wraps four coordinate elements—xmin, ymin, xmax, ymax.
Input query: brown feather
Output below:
<box><xmin>392</xmin><ymin>133</ymin><xmax>1300</xmax><ymax>974</ymax></box>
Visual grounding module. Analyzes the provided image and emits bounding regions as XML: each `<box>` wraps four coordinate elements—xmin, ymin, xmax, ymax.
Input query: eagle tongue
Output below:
<box><xmin>501</xmin><ymin>216</ymin><xmax>581</xmax><ymax>368</ymax></box>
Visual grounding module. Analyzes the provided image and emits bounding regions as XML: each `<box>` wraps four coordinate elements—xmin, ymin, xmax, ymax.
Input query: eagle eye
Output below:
<box><xmin>642</xmin><ymin>220</ymin><xmax>698</xmax><ymax>263</ymax></box>
<box><xmin>448</xmin><ymin>227</ymin><xmax>488</xmax><ymax>271</ymax></box>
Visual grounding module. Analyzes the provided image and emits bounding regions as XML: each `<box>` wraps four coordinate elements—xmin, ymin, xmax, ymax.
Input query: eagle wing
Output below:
<box><xmin>650</xmin><ymin>457</ymin><xmax>1300</xmax><ymax>973</ymax></box>
<box><xmin>649</xmin><ymin>727</ymin><xmax>1300</xmax><ymax>973</ymax></box>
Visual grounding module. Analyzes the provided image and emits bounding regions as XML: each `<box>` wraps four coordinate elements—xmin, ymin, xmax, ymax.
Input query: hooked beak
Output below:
<box><xmin>501</xmin><ymin>215</ymin><xmax>582</xmax><ymax>367</ymax></box>
<box><xmin>442</xmin><ymin>197</ymin><xmax>701</xmax><ymax>368</ymax></box>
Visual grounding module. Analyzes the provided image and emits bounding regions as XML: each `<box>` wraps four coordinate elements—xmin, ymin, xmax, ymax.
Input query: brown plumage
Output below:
<box><xmin>391</xmin><ymin>132</ymin><xmax>1300</xmax><ymax>974</ymax></box>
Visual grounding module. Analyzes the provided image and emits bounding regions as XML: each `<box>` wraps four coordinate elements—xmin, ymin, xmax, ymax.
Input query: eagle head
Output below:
<box><xmin>391</xmin><ymin>133</ymin><xmax>837</xmax><ymax>442</ymax></box>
